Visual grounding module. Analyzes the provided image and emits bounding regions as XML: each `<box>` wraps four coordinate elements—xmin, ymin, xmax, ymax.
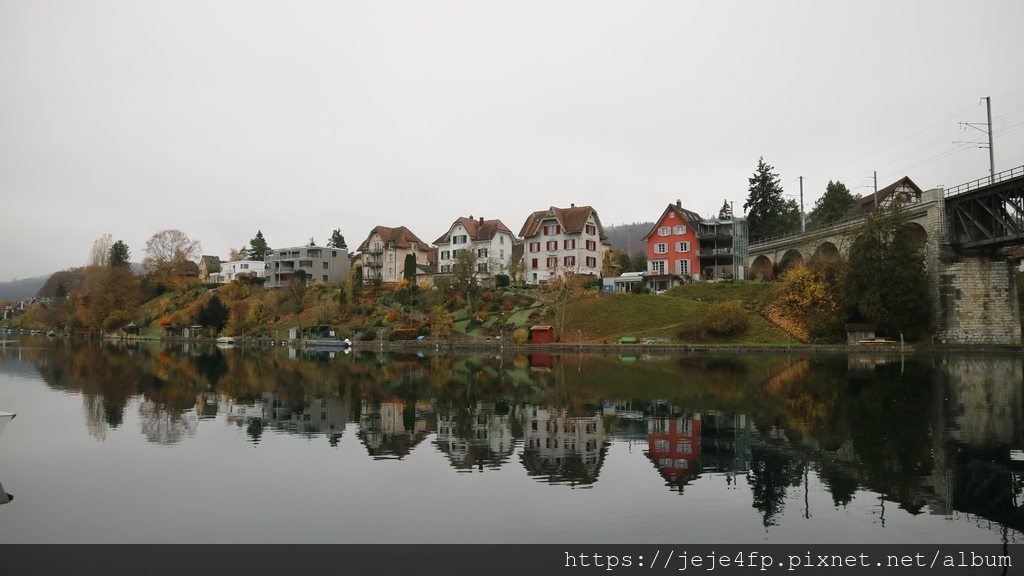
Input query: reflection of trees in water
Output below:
<box><xmin>11</xmin><ymin>340</ymin><xmax>1024</xmax><ymax>533</ymax></box>
<box><xmin>138</xmin><ymin>400</ymin><xmax>198</xmax><ymax>444</ymax></box>
<box><xmin>747</xmin><ymin>446</ymin><xmax>805</xmax><ymax>527</ymax></box>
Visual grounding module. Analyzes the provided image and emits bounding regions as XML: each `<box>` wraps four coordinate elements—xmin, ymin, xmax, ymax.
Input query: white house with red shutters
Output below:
<box><xmin>518</xmin><ymin>205</ymin><xmax>610</xmax><ymax>285</ymax></box>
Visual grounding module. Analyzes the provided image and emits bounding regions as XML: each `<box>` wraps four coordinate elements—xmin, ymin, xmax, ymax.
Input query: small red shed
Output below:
<box><xmin>530</xmin><ymin>325</ymin><xmax>555</xmax><ymax>344</ymax></box>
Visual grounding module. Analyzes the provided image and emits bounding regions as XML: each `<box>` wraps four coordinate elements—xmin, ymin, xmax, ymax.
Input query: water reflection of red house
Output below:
<box><xmin>646</xmin><ymin>415</ymin><xmax>701</xmax><ymax>488</ymax></box>
<box><xmin>530</xmin><ymin>353</ymin><xmax>554</xmax><ymax>370</ymax></box>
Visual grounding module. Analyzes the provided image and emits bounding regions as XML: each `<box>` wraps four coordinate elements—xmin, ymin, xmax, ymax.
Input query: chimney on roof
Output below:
<box><xmin>479</xmin><ymin>216</ymin><xmax>484</xmax><ymax>224</ymax></box>
<box><xmin>469</xmin><ymin>215</ymin><xmax>473</xmax><ymax>220</ymax></box>
<box><xmin>571</xmin><ymin>203</ymin><xmax>575</xmax><ymax>208</ymax></box>
<box><xmin>676</xmin><ymin>199</ymin><xmax>682</xmax><ymax>208</ymax></box>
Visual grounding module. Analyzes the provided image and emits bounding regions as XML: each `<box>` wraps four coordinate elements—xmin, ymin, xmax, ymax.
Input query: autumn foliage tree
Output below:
<box><xmin>143</xmin><ymin>229</ymin><xmax>202</xmax><ymax>289</ymax></box>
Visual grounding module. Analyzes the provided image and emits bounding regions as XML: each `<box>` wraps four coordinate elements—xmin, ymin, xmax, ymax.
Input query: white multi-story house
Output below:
<box><xmin>433</xmin><ymin>216</ymin><xmax>518</xmax><ymax>283</ymax></box>
<box><xmin>357</xmin><ymin>226</ymin><xmax>435</xmax><ymax>284</ymax></box>
<box><xmin>214</xmin><ymin>259</ymin><xmax>266</xmax><ymax>283</ymax></box>
<box><xmin>263</xmin><ymin>245</ymin><xmax>351</xmax><ymax>288</ymax></box>
<box><xmin>518</xmin><ymin>204</ymin><xmax>610</xmax><ymax>285</ymax></box>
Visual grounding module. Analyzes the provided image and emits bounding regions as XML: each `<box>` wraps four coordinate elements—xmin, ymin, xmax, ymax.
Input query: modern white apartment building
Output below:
<box><xmin>263</xmin><ymin>245</ymin><xmax>350</xmax><ymax>288</ymax></box>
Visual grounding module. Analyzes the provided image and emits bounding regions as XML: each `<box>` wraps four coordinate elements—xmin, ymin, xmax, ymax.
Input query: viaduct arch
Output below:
<box><xmin>747</xmin><ymin>173</ymin><xmax>1024</xmax><ymax>345</ymax></box>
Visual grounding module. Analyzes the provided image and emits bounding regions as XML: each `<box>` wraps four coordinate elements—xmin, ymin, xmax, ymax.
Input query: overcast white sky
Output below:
<box><xmin>2</xmin><ymin>0</ymin><xmax>1023</xmax><ymax>282</ymax></box>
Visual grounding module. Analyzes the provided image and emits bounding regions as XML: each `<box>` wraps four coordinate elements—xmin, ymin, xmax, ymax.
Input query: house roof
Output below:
<box><xmin>199</xmin><ymin>255</ymin><xmax>221</xmax><ymax>272</ymax></box>
<box><xmin>358</xmin><ymin>226</ymin><xmax>432</xmax><ymax>252</ymax></box>
<box><xmin>640</xmin><ymin>203</ymin><xmax>703</xmax><ymax>242</ymax></box>
<box><xmin>844</xmin><ymin>176</ymin><xmax>924</xmax><ymax>218</ymax></box>
<box><xmin>433</xmin><ymin>216</ymin><xmax>514</xmax><ymax>245</ymax></box>
<box><xmin>518</xmin><ymin>205</ymin><xmax>609</xmax><ymax>244</ymax></box>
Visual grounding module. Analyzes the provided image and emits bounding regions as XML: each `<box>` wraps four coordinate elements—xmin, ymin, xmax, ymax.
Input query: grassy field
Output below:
<box><xmin>564</xmin><ymin>281</ymin><xmax>789</xmax><ymax>344</ymax></box>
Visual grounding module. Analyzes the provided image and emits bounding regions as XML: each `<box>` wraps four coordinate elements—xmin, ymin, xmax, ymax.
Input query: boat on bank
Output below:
<box><xmin>0</xmin><ymin>412</ymin><xmax>15</xmax><ymax>439</ymax></box>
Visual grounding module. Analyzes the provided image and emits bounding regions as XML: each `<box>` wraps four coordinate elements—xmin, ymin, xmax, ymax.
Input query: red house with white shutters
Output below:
<box><xmin>640</xmin><ymin>201</ymin><xmax>702</xmax><ymax>291</ymax></box>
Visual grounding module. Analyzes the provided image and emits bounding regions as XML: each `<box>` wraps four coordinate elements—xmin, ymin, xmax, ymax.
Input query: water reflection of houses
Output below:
<box><xmin>646</xmin><ymin>415</ymin><xmax>701</xmax><ymax>490</ymax></box>
<box><xmin>521</xmin><ymin>406</ymin><xmax>607</xmax><ymax>486</ymax></box>
<box><xmin>215</xmin><ymin>393</ymin><xmax>348</xmax><ymax>438</ymax></box>
<box><xmin>642</xmin><ymin>412</ymin><xmax>751</xmax><ymax>492</ymax></box>
<box><xmin>358</xmin><ymin>400</ymin><xmax>433</xmax><ymax>460</ymax></box>
<box><xmin>434</xmin><ymin>402</ymin><xmax>518</xmax><ymax>471</ymax></box>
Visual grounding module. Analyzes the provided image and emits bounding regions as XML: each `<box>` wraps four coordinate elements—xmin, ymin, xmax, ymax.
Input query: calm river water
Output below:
<box><xmin>0</xmin><ymin>336</ymin><xmax>1021</xmax><ymax>544</ymax></box>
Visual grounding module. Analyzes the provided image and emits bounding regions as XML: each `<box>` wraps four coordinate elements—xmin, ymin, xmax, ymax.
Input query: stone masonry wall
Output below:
<box><xmin>933</xmin><ymin>248</ymin><xmax>1022</xmax><ymax>344</ymax></box>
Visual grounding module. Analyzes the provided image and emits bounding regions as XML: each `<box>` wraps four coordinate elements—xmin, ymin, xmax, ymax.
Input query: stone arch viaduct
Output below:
<box><xmin>748</xmin><ymin>167</ymin><xmax>1024</xmax><ymax>345</ymax></box>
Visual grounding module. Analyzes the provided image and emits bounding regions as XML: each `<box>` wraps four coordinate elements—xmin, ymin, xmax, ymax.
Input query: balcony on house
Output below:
<box><xmin>697</xmin><ymin>223</ymin><xmax>741</xmax><ymax>239</ymax></box>
<box><xmin>697</xmin><ymin>247</ymin><xmax>734</xmax><ymax>257</ymax></box>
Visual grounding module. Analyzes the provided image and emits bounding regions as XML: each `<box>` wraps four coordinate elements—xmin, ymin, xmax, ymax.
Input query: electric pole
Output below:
<box><xmin>986</xmin><ymin>96</ymin><xmax>995</xmax><ymax>180</ymax></box>
<box><xmin>799</xmin><ymin>176</ymin><xmax>805</xmax><ymax>233</ymax></box>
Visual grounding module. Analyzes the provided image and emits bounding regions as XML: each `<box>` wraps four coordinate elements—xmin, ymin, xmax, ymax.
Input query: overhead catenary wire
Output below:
<box><xmin>799</xmin><ymin>88</ymin><xmax>1024</xmax><ymax>199</ymax></box>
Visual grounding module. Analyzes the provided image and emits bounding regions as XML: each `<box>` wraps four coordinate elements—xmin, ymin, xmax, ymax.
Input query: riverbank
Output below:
<box><xmin>112</xmin><ymin>333</ymin><xmax>1022</xmax><ymax>355</ymax></box>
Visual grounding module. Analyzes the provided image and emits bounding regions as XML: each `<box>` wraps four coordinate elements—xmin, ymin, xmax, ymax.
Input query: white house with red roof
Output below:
<box><xmin>518</xmin><ymin>204</ymin><xmax>610</xmax><ymax>285</ymax></box>
<box><xmin>434</xmin><ymin>216</ymin><xmax>518</xmax><ymax>283</ymax></box>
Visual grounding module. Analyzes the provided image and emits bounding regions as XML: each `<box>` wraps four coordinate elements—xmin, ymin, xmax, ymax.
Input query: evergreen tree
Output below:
<box><xmin>719</xmin><ymin>200</ymin><xmax>733</xmax><ymax>219</ymax></box>
<box><xmin>844</xmin><ymin>199</ymin><xmax>929</xmax><ymax>340</ymax></box>
<box><xmin>403</xmin><ymin>253</ymin><xmax>417</xmax><ymax>283</ymax></box>
<box><xmin>809</xmin><ymin>180</ymin><xmax>859</xmax><ymax>228</ymax></box>
<box><xmin>195</xmin><ymin>294</ymin><xmax>230</xmax><ymax>333</ymax></box>
<box><xmin>245</xmin><ymin>231</ymin><xmax>270</xmax><ymax>261</ymax></box>
<box><xmin>327</xmin><ymin>228</ymin><xmax>347</xmax><ymax>249</ymax></box>
<box><xmin>744</xmin><ymin>157</ymin><xmax>800</xmax><ymax>241</ymax></box>
<box><xmin>108</xmin><ymin>240</ymin><xmax>131</xmax><ymax>269</ymax></box>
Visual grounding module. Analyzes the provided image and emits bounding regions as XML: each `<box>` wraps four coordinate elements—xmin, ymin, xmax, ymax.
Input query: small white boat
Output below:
<box><xmin>0</xmin><ymin>412</ymin><xmax>15</xmax><ymax>439</ymax></box>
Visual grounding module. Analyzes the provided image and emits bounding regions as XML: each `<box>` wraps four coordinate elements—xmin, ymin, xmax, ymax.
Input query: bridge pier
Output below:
<box><xmin>933</xmin><ymin>248</ymin><xmax>1021</xmax><ymax>345</ymax></box>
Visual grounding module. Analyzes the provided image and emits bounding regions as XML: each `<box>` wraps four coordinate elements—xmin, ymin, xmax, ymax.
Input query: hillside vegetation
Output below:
<box><xmin>6</xmin><ymin>268</ymin><xmax>796</xmax><ymax>345</ymax></box>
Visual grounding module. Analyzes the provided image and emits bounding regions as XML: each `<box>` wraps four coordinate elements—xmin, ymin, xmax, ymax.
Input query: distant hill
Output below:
<box><xmin>603</xmin><ymin>222</ymin><xmax>654</xmax><ymax>254</ymax></box>
<box><xmin>0</xmin><ymin>275</ymin><xmax>48</xmax><ymax>301</ymax></box>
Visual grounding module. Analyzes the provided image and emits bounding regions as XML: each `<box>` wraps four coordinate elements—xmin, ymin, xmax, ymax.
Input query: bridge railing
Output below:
<box><xmin>749</xmin><ymin>212</ymin><xmax>869</xmax><ymax>248</ymax></box>
<box><xmin>945</xmin><ymin>165</ymin><xmax>1024</xmax><ymax>198</ymax></box>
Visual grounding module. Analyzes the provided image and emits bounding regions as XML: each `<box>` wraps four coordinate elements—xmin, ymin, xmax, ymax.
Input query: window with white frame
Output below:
<box><xmin>658</xmin><ymin>227</ymin><xmax>670</xmax><ymax>236</ymax></box>
<box><xmin>674</xmin><ymin>225</ymin><xmax>686</xmax><ymax>235</ymax></box>
<box><xmin>677</xmin><ymin>259</ymin><xmax>690</xmax><ymax>275</ymax></box>
<box><xmin>676</xmin><ymin>241</ymin><xmax>690</xmax><ymax>252</ymax></box>
<box><xmin>546</xmin><ymin>257</ymin><xmax>557</xmax><ymax>268</ymax></box>
<box><xmin>585</xmin><ymin>224</ymin><xmax>596</xmax><ymax>235</ymax></box>
<box><xmin>564</xmin><ymin>256</ymin><xmax>576</xmax><ymax>267</ymax></box>
<box><xmin>564</xmin><ymin>239</ymin><xmax>576</xmax><ymax>249</ymax></box>
<box><xmin>546</xmin><ymin>240</ymin><xmax>558</xmax><ymax>251</ymax></box>
<box><xmin>585</xmin><ymin>240</ymin><xmax>596</xmax><ymax>251</ymax></box>
<box><xmin>529</xmin><ymin>242</ymin><xmax>540</xmax><ymax>252</ymax></box>
<box><xmin>585</xmin><ymin>256</ymin><xmax>596</xmax><ymax>267</ymax></box>
<box><xmin>650</xmin><ymin>260</ymin><xmax>666</xmax><ymax>274</ymax></box>
<box><xmin>654</xmin><ymin>243</ymin><xmax>668</xmax><ymax>254</ymax></box>
<box><xmin>543</xmin><ymin>224</ymin><xmax>560</xmax><ymax>235</ymax></box>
